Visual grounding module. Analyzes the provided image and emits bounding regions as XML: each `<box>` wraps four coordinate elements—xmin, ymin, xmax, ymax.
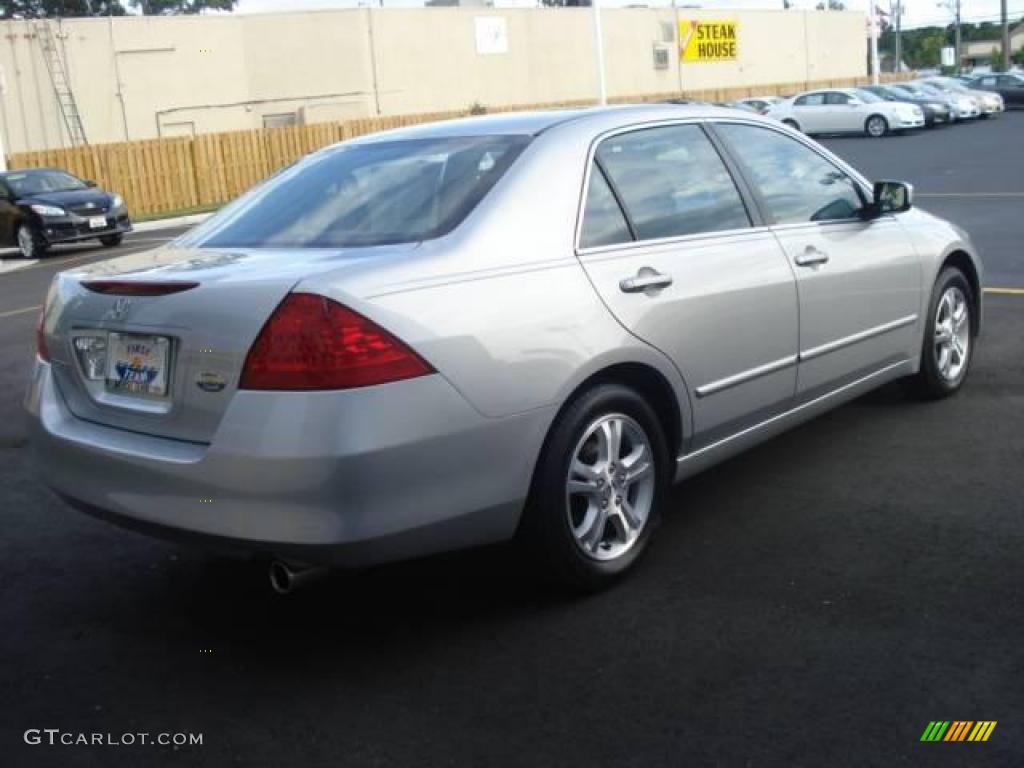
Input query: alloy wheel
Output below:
<box><xmin>867</xmin><ymin>116</ymin><xmax>887</xmax><ymax>137</ymax></box>
<box><xmin>565</xmin><ymin>413</ymin><xmax>656</xmax><ymax>562</ymax></box>
<box><xmin>933</xmin><ymin>285</ymin><xmax>970</xmax><ymax>383</ymax></box>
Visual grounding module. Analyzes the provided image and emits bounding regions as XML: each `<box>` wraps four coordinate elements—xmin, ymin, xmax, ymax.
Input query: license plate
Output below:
<box><xmin>105</xmin><ymin>333</ymin><xmax>170</xmax><ymax>397</ymax></box>
<box><xmin>88</xmin><ymin>215</ymin><xmax>107</xmax><ymax>229</ymax></box>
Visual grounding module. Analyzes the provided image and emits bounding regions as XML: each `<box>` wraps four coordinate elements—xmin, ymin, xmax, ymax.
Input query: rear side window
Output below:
<box><xmin>186</xmin><ymin>136</ymin><xmax>529</xmax><ymax>249</ymax></box>
<box><xmin>796</xmin><ymin>93</ymin><xmax>825</xmax><ymax>106</ymax></box>
<box><xmin>594</xmin><ymin>124</ymin><xmax>750</xmax><ymax>242</ymax></box>
<box><xmin>580</xmin><ymin>166</ymin><xmax>632</xmax><ymax>249</ymax></box>
<box><xmin>717</xmin><ymin>124</ymin><xmax>864</xmax><ymax>225</ymax></box>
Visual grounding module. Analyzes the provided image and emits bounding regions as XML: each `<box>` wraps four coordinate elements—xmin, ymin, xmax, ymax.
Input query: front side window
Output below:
<box><xmin>594</xmin><ymin>124</ymin><xmax>750</xmax><ymax>242</ymax></box>
<box><xmin>717</xmin><ymin>123</ymin><xmax>864</xmax><ymax>225</ymax></box>
<box><xmin>824</xmin><ymin>92</ymin><xmax>850</xmax><ymax>105</ymax></box>
<box><xmin>185</xmin><ymin>135</ymin><xmax>529</xmax><ymax>249</ymax></box>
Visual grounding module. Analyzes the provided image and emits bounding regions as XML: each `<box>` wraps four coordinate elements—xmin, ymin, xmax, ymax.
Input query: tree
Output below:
<box><xmin>1</xmin><ymin>1</ymin><xmax>126</xmax><ymax>16</ymax></box>
<box><xmin>539</xmin><ymin>0</ymin><xmax>591</xmax><ymax>6</ymax></box>
<box><xmin>815</xmin><ymin>0</ymin><xmax>846</xmax><ymax>9</ymax></box>
<box><xmin>913</xmin><ymin>30</ymin><xmax>947</xmax><ymax>68</ymax></box>
<box><xmin>131</xmin><ymin>0</ymin><xmax>235</xmax><ymax>12</ymax></box>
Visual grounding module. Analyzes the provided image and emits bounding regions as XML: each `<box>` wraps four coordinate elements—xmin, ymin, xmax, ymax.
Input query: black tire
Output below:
<box><xmin>913</xmin><ymin>267</ymin><xmax>976</xmax><ymax>400</ymax></box>
<box><xmin>100</xmin><ymin>234</ymin><xmax>124</xmax><ymax>247</ymax></box>
<box><xmin>782</xmin><ymin>119</ymin><xmax>801</xmax><ymax>132</ymax></box>
<box><xmin>519</xmin><ymin>383</ymin><xmax>671</xmax><ymax>591</ymax></box>
<box><xmin>15</xmin><ymin>223</ymin><xmax>48</xmax><ymax>259</ymax></box>
<box><xmin>865</xmin><ymin>114</ymin><xmax>889</xmax><ymax>138</ymax></box>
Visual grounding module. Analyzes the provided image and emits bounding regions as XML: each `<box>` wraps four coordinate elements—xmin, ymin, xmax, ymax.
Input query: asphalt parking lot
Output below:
<box><xmin>1</xmin><ymin>114</ymin><xmax>1022</xmax><ymax>767</ymax></box>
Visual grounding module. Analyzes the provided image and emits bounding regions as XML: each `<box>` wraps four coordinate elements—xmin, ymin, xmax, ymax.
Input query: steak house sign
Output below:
<box><xmin>680</xmin><ymin>20</ymin><xmax>738</xmax><ymax>62</ymax></box>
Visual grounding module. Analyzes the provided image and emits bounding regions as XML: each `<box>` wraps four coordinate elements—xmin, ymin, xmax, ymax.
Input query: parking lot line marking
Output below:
<box><xmin>0</xmin><ymin>305</ymin><xmax>41</xmax><ymax>319</ymax></box>
<box><xmin>918</xmin><ymin>193</ymin><xmax>1024</xmax><ymax>198</ymax></box>
<box><xmin>984</xmin><ymin>288</ymin><xmax>1024</xmax><ymax>296</ymax></box>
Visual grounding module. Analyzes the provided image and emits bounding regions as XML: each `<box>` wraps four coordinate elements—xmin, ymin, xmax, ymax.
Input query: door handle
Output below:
<box><xmin>794</xmin><ymin>246</ymin><xmax>829</xmax><ymax>267</ymax></box>
<box><xmin>619</xmin><ymin>268</ymin><xmax>673</xmax><ymax>293</ymax></box>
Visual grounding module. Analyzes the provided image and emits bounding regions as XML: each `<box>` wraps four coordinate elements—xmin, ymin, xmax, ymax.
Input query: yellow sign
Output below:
<box><xmin>680</xmin><ymin>20</ymin><xmax>738</xmax><ymax>62</ymax></box>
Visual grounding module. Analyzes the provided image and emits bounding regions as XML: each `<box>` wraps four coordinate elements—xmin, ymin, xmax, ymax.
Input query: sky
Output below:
<box><xmin>233</xmin><ymin>0</ymin><xmax>1024</xmax><ymax>31</ymax></box>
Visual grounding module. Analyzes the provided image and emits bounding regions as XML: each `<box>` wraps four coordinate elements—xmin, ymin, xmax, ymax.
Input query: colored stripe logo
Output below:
<box><xmin>920</xmin><ymin>721</ymin><xmax>997</xmax><ymax>742</ymax></box>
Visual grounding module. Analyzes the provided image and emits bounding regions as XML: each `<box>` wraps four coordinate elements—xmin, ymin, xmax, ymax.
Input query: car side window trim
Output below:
<box><xmin>592</xmin><ymin>157</ymin><xmax>638</xmax><ymax>242</ymax></box>
<box><xmin>574</xmin><ymin>118</ymin><xmax>761</xmax><ymax>255</ymax></box>
<box><xmin>705</xmin><ymin>118</ymin><xmax>872</xmax><ymax>228</ymax></box>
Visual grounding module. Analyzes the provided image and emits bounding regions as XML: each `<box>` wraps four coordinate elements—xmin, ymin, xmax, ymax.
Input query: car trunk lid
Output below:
<box><xmin>44</xmin><ymin>243</ymin><xmax>418</xmax><ymax>443</ymax></box>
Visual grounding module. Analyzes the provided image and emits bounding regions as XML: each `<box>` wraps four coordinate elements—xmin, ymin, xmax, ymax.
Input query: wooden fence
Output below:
<box><xmin>6</xmin><ymin>74</ymin><xmax>912</xmax><ymax>219</ymax></box>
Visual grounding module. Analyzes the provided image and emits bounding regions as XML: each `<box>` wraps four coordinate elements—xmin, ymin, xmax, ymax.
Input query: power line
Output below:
<box><xmin>902</xmin><ymin>11</ymin><xmax>1024</xmax><ymax>29</ymax></box>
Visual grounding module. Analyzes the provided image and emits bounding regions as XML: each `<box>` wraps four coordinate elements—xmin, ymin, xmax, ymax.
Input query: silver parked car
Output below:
<box><xmin>768</xmin><ymin>88</ymin><xmax>925</xmax><ymax>136</ymax></box>
<box><xmin>29</xmin><ymin>106</ymin><xmax>982</xmax><ymax>591</ymax></box>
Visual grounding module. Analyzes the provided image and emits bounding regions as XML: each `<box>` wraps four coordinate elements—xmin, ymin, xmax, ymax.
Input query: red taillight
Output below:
<box><xmin>81</xmin><ymin>280</ymin><xmax>199</xmax><ymax>296</ymax></box>
<box><xmin>239</xmin><ymin>293</ymin><xmax>434</xmax><ymax>391</ymax></box>
<box><xmin>36</xmin><ymin>306</ymin><xmax>50</xmax><ymax>362</ymax></box>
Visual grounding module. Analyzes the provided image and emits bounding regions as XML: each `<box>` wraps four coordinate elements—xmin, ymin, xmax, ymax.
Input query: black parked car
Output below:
<box><xmin>968</xmin><ymin>73</ymin><xmax>1024</xmax><ymax>107</ymax></box>
<box><xmin>0</xmin><ymin>168</ymin><xmax>131</xmax><ymax>259</ymax></box>
<box><xmin>859</xmin><ymin>85</ymin><xmax>953</xmax><ymax>127</ymax></box>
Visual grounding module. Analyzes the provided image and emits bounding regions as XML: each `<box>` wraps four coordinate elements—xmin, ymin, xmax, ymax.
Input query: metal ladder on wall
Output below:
<box><xmin>34</xmin><ymin>20</ymin><xmax>88</xmax><ymax>146</ymax></box>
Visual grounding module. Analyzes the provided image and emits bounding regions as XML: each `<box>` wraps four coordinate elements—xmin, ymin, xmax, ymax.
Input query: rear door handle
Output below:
<box><xmin>619</xmin><ymin>269</ymin><xmax>673</xmax><ymax>293</ymax></box>
<box><xmin>794</xmin><ymin>246</ymin><xmax>829</xmax><ymax>267</ymax></box>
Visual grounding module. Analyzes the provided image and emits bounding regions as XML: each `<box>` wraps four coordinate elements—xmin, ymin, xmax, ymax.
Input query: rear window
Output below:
<box><xmin>187</xmin><ymin>135</ymin><xmax>529</xmax><ymax>249</ymax></box>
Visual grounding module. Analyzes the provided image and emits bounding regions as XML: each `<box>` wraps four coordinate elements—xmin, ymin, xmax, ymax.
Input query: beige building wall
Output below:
<box><xmin>0</xmin><ymin>8</ymin><xmax>867</xmax><ymax>156</ymax></box>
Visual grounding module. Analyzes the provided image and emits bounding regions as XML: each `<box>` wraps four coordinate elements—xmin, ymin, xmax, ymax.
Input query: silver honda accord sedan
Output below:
<box><xmin>28</xmin><ymin>105</ymin><xmax>982</xmax><ymax>590</ymax></box>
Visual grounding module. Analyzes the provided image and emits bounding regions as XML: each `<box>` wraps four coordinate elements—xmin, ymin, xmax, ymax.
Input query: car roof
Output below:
<box><xmin>343</xmin><ymin>104</ymin><xmax>775</xmax><ymax>145</ymax></box>
<box><xmin>0</xmin><ymin>168</ymin><xmax>55</xmax><ymax>177</ymax></box>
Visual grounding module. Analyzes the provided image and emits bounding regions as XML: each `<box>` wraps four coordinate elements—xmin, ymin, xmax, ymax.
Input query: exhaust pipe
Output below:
<box><xmin>268</xmin><ymin>560</ymin><xmax>329</xmax><ymax>595</ymax></box>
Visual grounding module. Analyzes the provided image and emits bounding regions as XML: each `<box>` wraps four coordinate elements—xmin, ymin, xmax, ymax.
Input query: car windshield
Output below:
<box><xmin>856</xmin><ymin>90</ymin><xmax>883</xmax><ymax>103</ymax></box>
<box><xmin>186</xmin><ymin>135</ymin><xmax>529</xmax><ymax>249</ymax></box>
<box><xmin>4</xmin><ymin>170</ymin><xmax>87</xmax><ymax>196</ymax></box>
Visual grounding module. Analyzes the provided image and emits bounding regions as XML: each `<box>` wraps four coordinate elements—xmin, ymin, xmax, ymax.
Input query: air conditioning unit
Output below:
<box><xmin>653</xmin><ymin>44</ymin><xmax>670</xmax><ymax>71</ymax></box>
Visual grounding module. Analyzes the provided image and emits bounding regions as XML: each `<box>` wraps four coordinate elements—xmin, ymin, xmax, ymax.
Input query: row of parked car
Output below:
<box><xmin>725</xmin><ymin>73</ymin><xmax>1023</xmax><ymax>138</ymax></box>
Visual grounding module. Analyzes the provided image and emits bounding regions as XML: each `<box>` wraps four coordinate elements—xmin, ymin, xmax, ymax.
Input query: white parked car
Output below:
<box><xmin>767</xmin><ymin>88</ymin><xmax>925</xmax><ymax>137</ymax></box>
<box><xmin>736</xmin><ymin>96</ymin><xmax>783</xmax><ymax>115</ymax></box>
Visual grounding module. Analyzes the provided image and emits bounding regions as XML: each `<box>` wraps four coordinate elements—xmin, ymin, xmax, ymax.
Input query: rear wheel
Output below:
<box><xmin>782</xmin><ymin>118</ymin><xmax>801</xmax><ymax>132</ymax></box>
<box><xmin>99</xmin><ymin>234</ymin><xmax>124</xmax><ymax>247</ymax></box>
<box><xmin>913</xmin><ymin>267</ymin><xmax>975</xmax><ymax>399</ymax></box>
<box><xmin>15</xmin><ymin>224</ymin><xmax>48</xmax><ymax>259</ymax></box>
<box><xmin>865</xmin><ymin>114</ymin><xmax>889</xmax><ymax>137</ymax></box>
<box><xmin>521</xmin><ymin>383</ymin><xmax>670</xmax><ymax>591</ymax></box>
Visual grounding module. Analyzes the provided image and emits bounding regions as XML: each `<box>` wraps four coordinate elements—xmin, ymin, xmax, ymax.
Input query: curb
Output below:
<box><xmin>131</xmin><ymin>213</ymin><xmax>213</xmax><ymax>233</ymax></box>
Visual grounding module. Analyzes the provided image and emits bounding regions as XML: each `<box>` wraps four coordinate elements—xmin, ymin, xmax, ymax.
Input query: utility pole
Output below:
<box><xmin>954</xmin><ymin>0</ymin><xmax>962</xmax><ymax>73</ymax></box>
<box><xmin>894</xmin><ymin>0</ymin><xmax>902</xmax><ymax>72</ymax></box>
<box><xmin>869</xmin><ymin>8</ymin><xmax>880</xmax><ymax>84</ymax></box>
<box><xmin>591</xmin><ymin>0</ymin><xmax>607</xmax><ymax>106</ymax></box>
<box><xmin>1001</xmin><ymin>0</ymin><xmax>1011</xmax><ymax>71</ymax></box>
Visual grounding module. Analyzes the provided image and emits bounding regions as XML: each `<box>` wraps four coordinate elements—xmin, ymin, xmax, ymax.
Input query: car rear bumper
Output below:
<box><xmin>40</xmin><ymin>215</ymin><xmax>132</xmax><ymax>245</ymax></box>
<box><xmin>27</xmin><ymin>359</ymin><xmax>552</xmax><ymax>566</ymax></box>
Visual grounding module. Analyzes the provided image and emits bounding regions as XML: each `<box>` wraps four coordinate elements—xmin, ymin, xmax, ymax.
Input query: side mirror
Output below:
<box><xmin>85</xmin><ymin>180</ymin><xmax>98</xmax><ymax>188</ymax></box>
<box><xmin>868</xmin><ymin>180</ymin><xmax>913</xmax><ymax>217</ymax></box>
